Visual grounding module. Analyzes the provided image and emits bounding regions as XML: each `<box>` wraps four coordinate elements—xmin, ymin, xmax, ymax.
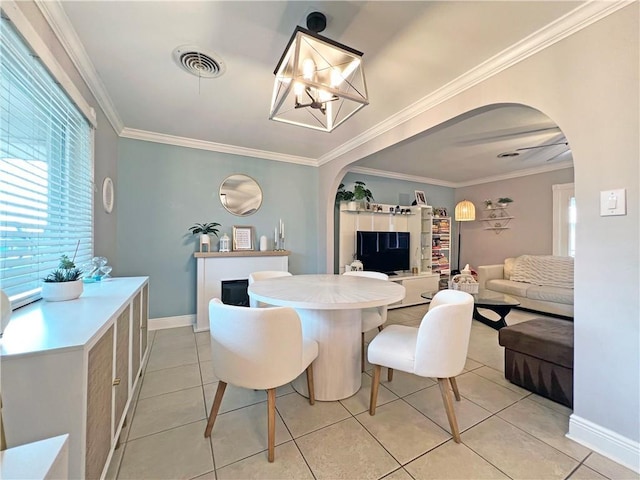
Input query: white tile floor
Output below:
<box><xmin>109</xmin><ymin>306</ymin><xmax>639</xmax><ymax>480</ymax></box>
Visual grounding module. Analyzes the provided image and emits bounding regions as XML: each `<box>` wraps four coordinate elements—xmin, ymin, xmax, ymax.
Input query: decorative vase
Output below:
<box><xmin>42</xmin><ymin>280</ymin><xmax>84</xmax><ymax>302</ymax></box>
<box><xmin>199</xmin><ymin>234</ymin><xmax>211</xmax><ymax>252</ymax></box>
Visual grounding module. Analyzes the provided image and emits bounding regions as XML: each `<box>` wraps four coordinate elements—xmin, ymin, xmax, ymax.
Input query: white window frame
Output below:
<box><xmin>552</xmin><ymin>183</ymin><xmax>575</xmax><ymax>257</ymax></box>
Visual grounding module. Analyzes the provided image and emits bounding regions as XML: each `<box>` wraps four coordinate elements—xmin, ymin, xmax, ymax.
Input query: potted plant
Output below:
<box><xmin>497</xmin><ymin>197</ymin><xmax>513</xmax><ymax>207</ymax></box>
<box><xmin>335</xmin><ymin>183</ymin><xmax>355</xmax><ymax>204</ymax></box>
<box><xmin>42</xmin><ymin>254</ymin><xmax>84</xmax><ymax>302</ymax></box>
<box><xmin>189</xmin><ymin>222</ymin><xmax>221</xmax><ymax>252</ymax></box>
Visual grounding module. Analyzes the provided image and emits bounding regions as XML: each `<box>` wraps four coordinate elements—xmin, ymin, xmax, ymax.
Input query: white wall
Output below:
<box><xmin>320</xmin><ymin>5</ymin><xmax>639</xmax><ymax>469</ymax></box>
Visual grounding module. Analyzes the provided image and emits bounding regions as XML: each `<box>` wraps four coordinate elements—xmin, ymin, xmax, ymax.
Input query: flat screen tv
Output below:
<box><xmin>356</xmin><ymin>231</ymin><xmax>410</xmax><ymax>274</ymax></box>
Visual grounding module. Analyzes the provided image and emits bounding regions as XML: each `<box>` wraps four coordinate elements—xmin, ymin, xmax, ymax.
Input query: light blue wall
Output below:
<box><xmin>340</xmin><ymin>173</ymin><xmax>455</xmax><ymax>211</ymax></box>
<box><xmin>116</xmin><ymin>139</ymin><xmax>318</xmax><ymax>319</ymax></box>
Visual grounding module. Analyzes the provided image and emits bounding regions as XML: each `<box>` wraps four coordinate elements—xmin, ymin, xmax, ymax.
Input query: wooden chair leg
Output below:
<box><xmin>306</xmin><ymin>364</ymin><xmax>315</xmax><ymax>405</ymax></box>
<box><xmin>387</xmin><ymin>368</ymin><xmax>393</xmax><ymax>382</ymax></box>
<box><xmin>450</xmin><ymin>376</ymin><xmax>461</xmax><ymax>401</ymax></box>
<box><xmin>438</xmin><ymin>378</ymin><xmax>461</xmax><ymax>443</ymax></box>
<box><xmin>204</xmin><ymin>381</ymin><xmax>227</xmax><ymax>438</ymax></box>
<box><xmin>267</xmin><ymin>388</ymin><xmax>276</xmax><ymax>462</ymax></box>
<box><xmin>369</xmin><ymin>365</ymin><xmax>381</xmax><ymax>415</ymax></box>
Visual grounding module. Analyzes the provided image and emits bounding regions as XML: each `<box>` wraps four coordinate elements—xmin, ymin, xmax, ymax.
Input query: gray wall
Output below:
<box><xmin>455</xmin><ymin>168</ymin><xmax>574</xmax><ymax>268</ymax></box>
<box><xmin>116</xmin><ymin>139</ymin><xmax>318</xmax><ymax>319</ymax></box>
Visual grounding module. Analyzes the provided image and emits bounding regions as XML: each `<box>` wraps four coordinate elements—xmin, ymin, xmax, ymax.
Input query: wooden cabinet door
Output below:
<box><xmin>131</xmin><ymin>292</ymin><xmax>141</xmax><ymax>378</ymax></box>
<box><xmin>114</xmin><ymin>309</ymin><xmax>130</xmax><ymax>427</ymax></box>
<box><xmin>86</xmin><ymin>325</ymin><xmax>114</xmax><ymax>480</ymax></box>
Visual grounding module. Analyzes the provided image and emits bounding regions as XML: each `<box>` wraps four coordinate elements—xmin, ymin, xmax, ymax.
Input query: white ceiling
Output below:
<box><xmin>45</xmin><ymin>1</ymin><xmax>588</xmax><ymax>185</ymax></box>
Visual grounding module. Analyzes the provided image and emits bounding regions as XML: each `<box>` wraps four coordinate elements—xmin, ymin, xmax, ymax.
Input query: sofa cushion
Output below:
<box><xmin>526</xmin><ymin>285</ymin><xmax>574</xmax><ymax>305</ymax></box>
<box><xmin>510</xmin><ymin>255</ymin><xmax>574</xmax><ymax>288</ymax></box>
<box><xmin>498</xmin><ymin>318</ymin><xmax>574</xmax><ymax>368</ymax></box>
<box><xmin>503</xmin><ymin>257</ymin><xmax>516</xmax><ymax>280</ymax></box>
<box><xmin>486</xmin><ymin>279</ymin><xmax>530</xmax><ymax>297</ymax></box>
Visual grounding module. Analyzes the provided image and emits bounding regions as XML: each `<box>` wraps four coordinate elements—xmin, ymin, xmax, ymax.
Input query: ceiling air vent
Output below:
<box><xmin>172</xmin><ymin>45</ymin><xmax>226</xmax><ymax>78</ymax></box>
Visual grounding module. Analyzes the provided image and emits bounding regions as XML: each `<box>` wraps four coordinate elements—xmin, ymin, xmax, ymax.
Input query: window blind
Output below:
<box><xmin>1</xmin><ymin>16</ymin><xmax>94</xmax><ymax>308</ymax></box>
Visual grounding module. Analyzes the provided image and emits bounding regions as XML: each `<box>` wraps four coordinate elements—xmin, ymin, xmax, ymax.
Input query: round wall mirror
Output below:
<box><xmin>219</xmin><ymin>174</ymin><xmax>263</xmax><ymax>216</ymax></box>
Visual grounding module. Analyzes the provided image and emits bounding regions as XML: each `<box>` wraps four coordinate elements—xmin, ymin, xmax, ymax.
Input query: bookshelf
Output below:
<box><xmin>431</xmin><ymin>216</ymin><xmax>451</xmax><ymax>289</ymax></box>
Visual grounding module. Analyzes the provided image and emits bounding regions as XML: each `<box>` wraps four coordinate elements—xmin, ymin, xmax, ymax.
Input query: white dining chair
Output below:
<box><xmin>367</xmin><ymin>289</ymin><xmax>474</xmax><ymax>442</ymax></box>
<box><xmin>343</xmin><ymin>270</ymin><xmax>390</xmax><ymax>371</ymax></box>
<box><xmin>204</xmin><ymin>299</ymin><xmax>318</xmax><ymax>462</ymax></box>
<box><xmin>248</xmin><ymin>271</ymin><xmax>292</xmax><ymax>307</ymax></box>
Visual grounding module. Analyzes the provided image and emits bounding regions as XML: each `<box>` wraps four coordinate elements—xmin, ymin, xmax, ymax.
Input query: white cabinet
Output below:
<box><xmin>338</xmin><ymin>202</ymin><xmax>423</xmax><ymax>274</ymax></box>
<box><xmin>431</xmin><ymin>216</ymin><xmax>451</xmax><ymax>288</ymax></box>
<box><xmin>389</xmin><ymin>273</ymin><xmax>439</xmax><ymax>308</ymax></box>
<box><xmin>481</xmin><ymin>206</ymin><xmax>514</xmax><ymax>233</ymax></box>
<box><xmin>1</xmin><ymin>277</ymin><xmax>149</xmax><ymax>480</ymax></box>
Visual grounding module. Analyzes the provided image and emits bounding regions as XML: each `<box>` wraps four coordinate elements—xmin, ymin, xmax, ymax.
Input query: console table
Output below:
<box><xmin>194</xmin><ymin>250</ymin><xmax>290</xmax><ymax>332</ymax></box>
<box><xmin>0</xmin><ymin>277</ymin><xmax>149</xmax><ymax>479</ymax></box>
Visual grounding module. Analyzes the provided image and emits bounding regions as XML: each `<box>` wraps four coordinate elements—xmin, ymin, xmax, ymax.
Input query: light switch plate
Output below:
<box><xmin>600</xmin><ymin>188</ymin><xmax>626</xmax><ymax>216</ymax></box>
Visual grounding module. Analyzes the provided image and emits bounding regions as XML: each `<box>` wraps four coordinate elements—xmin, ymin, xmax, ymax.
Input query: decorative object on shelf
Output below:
<box><xmin>232</xmin><ymin>226</ymin><xmax>255</xmax><ymax>251</ymax></box>
<box><xmin>81</xmin><ymin>256</ymin><xmax>113</xmax><ymax>283</ymax></box>
<box><xmin>42</xmin><ymin>253</ymin><xmax>84</xmax><ymax>302</ymax></box>
<box><xmin>414</xmin><ymin>190</ymin><xmax>427</xmax><ymax>205</ymax></box>
<box><xmin>102</xmin><ymin>176</ymin><xmax>114</xmax><ymax>213</ymax></box>
<box><xmin>269</xmin><ymin>12</ymin><xmax>368</xmax><ymax>132</ymax></box>
<box><xmin>219</xmin><ymin>174</ymin><xmax>262</xmax><ymax>216</ymax></box>
<box><xmin>350</xmin><ymin>259</ymin><xmax>364</xmax><ymax>271</ymax></box>
<box><xmin>275</xmin><ymin>219</ymin><xmax>286</xmax><ymax>251</ymax></box>
<box><xmin>336</xmin><ymin>181</ymin><xmax>374</xmax><ymax>210</ymax></box>
<box><xmin>484</xmin><ymin>199</ymin><xmax>493</xmax><ymax>209</ymax></box>
<box><xmin>259</xmin><ymin>235</ymin><xmax>268</xmax><ymax>252</ymax></box>
<box><xmin>219</xmin><ymin>233</ymin><xmax>231</xmax><ymax>252</ymax></box>
<box><xmin>1</xmin><ymin>288</ymin><xmax>12</xmax><ymax>337</ymax></box>
<box><xmin>189</xmin><ymin>222</ymin><xmax>221</xmax><ymax>252</ymax></box>
<box><xmin>497</xmin><ymin>197</ymin><xmax>513</xmax><ymax>207</ymax></box>
<box><xmin>454</xmin><ymin>200</ymin><xmax>476</xmax><ymax>273</ymax></box>
<box><xmin>434</xmin><ymin>207</ymin><xmax>447</xmax><ymax>217</ymax></box>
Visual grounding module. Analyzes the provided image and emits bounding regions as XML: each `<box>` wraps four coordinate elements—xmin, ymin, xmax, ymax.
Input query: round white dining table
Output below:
<box><xmin>248</xmin><ymin>274</ymin><xmax>406</xmax><ymax>401</ymax></box>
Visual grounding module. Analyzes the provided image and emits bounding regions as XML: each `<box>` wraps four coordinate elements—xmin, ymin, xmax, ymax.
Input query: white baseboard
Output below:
<box><xmin>568</xmin><ymin>414</ymin><xmax>640</xmax><ymax>473</ymax></box>
<box><xmin>149</xmin><ymin>314</ymin><xmax>195</xmax><ymax>331</ymax></box>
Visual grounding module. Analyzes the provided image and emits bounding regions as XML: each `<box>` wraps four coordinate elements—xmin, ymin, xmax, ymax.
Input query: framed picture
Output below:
<box><xmin>232</xmin><ymin>226</ymin><xmax>255</xmax><ymax>251</ymax></box>
<box><xmin>415</xmin><ymin>190</ymin><xmax>427</xmax><ymax>205</ymax></box>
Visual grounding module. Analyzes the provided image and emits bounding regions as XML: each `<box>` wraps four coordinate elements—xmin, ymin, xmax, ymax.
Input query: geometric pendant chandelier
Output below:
<box><xmin>269</xmin><ymin>12</ymin><xmax>369</xmax><ymax>132</ymax></box>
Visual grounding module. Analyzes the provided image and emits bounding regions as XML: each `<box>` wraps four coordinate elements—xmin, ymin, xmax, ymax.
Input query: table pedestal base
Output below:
<box><xmin>473</xmin><ymin>305</ymin><xmax>511</xmax><ymax>330</ymax></box>
<box><xmin>292</xmin><ymin>309</ymin><xmax>361</xmax><ymax>401</ymax></box>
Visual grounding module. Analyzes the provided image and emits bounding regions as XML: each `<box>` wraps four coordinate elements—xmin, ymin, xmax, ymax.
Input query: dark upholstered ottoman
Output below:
<box><xmin>498</xmin><ymin>318</ymin><xmax>574</xmax><ymax>408</ymax></box>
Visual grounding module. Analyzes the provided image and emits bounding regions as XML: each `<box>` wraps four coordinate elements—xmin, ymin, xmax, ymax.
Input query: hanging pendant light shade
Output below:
<box><xmin>455</xmin><ymin>200</ymin><xmax>476</xmax><ymax>222</ymax></box>
<box><xmin>269</xmin><ymin>12</ymin><xmax>369</xmax><ymax>132</ymax></box>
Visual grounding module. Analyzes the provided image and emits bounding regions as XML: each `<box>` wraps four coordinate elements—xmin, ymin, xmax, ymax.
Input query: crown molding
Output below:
<box><xmin>347</xmin><ymin>167</ymin><xmax>457</xmax><ymax>188</ymax></box>
<box><xmin>120</xmin><ymin>128</ymin><xmax>318</xmax><ymax>166</ymax></box>
<box><xmin>317</xmin><ymin>0</ymin><xmax>633</xmax><ymax>166</ymax></box>
<box><xmin>36</xmin><ymin>0</ymin><xmax>124</xmax><ymax>134</ymax></box>
<box><xmin>39</xmin><ymin>0</ymin><xmax>628</xmax><ymax>170</ymax></box>
<box><xmin>454</xmin><ymin>160</ymin><xmax>574</xmax><ymax>188</ymax></box>
<box><xmin>349</xmin><ymin>161</ymin><xmax>573</xmax><ymax>189</ymax></box>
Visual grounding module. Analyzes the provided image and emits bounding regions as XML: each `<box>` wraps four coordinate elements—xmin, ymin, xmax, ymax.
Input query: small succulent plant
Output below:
<box><xmin>43</xmin><ymin>255</ymin><xmax>82</xmax><ymax>282</ymax></box>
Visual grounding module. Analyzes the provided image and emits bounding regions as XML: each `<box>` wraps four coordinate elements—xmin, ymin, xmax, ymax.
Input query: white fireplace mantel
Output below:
<box><xmin>194</xmin><ymin>250</ymin><xmax>290</xmax><ymax>331</ymax></box>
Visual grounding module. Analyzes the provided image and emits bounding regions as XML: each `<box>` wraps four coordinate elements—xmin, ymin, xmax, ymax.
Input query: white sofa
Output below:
<box><xmin>477</xmin><ymin>255</ymin><xmax>573</xmax><ymax>318</ymax></box>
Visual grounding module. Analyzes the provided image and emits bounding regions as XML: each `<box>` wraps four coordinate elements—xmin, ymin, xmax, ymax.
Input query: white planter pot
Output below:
<box><xmin>42</xmin><ymin>280</ymin><xmax>84</xmax><ymax>302</ymax></box>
